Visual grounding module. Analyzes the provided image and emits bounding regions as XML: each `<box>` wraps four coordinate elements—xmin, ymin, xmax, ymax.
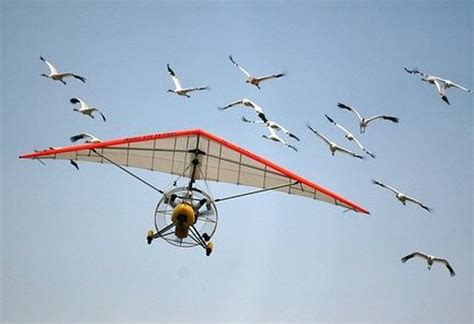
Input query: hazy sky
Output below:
<box><xmin>2</xmin><ymin>0</ymin><xmax>472</xmax><ymax>323</ymax></box>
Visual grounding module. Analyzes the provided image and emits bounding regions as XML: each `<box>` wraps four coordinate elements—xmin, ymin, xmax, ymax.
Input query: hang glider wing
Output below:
<box><xmin>20</xmin><ymin>129</ymin><xmax>369</xmax><ymax>214</ymax></box>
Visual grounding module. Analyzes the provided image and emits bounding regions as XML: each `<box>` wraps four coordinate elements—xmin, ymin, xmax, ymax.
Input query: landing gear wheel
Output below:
<box><xmin>206</xmin><ymin>242</ymin><xmax>214</xmax><ymax>256</ymax></box>
<box><xmin>146</xmin><ymin>230</ymin><xmax>154</xmax><ymax>245</ymax></box>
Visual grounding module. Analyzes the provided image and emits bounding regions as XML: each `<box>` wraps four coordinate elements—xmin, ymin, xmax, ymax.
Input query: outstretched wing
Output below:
<box><xmin>401</xmin><ymin>251</ymin><xmax>429</xmax><ymax>263</ymax></box>
<box><xmin>447</xmin><ymin>81</ymin><xmax>471</xmax><ymax>93</ymax></box>
<box><xmin>167</xmin><ymin>64</ymin><xmax>182</xmax><ymax>89</ymax></box>
<box><xmin>182</xmin><ymin>86</ymin><xmax>210</xmax><ymax>93</ymax></box>
<box><xmin>335</xmin><ymin>146</ymin><xmax>364</xmax><ymax>159</ymax></box>
<box><xmin>365</xmin><ymin>115</ymin><xmax>399</xmax><ymax>124</ymax></box>
<box><xmin>403</xmin><ymin>67</ymin><xmax>427</xmax><ymax>76</ymax></box>
<box><xmin>337</xmin><ymin>102</ymin><xmax>363</xmax><ymax>121</ymax></box>
<box><xmin>40</xmin><ymin>56</ymin><xmax>58</xmax><ymax>74</ymax></box>
<box><xmin>70</xmin><ymin>97</ymin><xmax>86</xmax><ymax>108</ymax></box>
<box><xmin>433</xmin><ymin>258</ymin><xmax>456</xmax><ymax>277</ymax></box>
<box><xmin>371</xmin><ymin>180</ymin><xmax>401</xmax><ymax>195</ymax></box>
<box><xmin>307</xmin><ymin>125</ymin><xmax>332</xmax><ymax>146</ymax></box>
<box><xmin>20</xmin><ymin>129</ymin><xmax>369</xmax><ymax>214</ymax></box>
<box><xmin>255</xmin><ymin>72</ymin><xmax>286</xmax><ymax>82</ymax></box>
<box><xmin>404</xmin><ymin>195</ymin><xmax>432</xmax><ymax>213</ymax></box>
<box><xmin>325</xmin><ymin>114</ymin><xmax>351</xmax><ymax>136</ymax></box>
<box><xmin>229</xmin><ymin>55</ymin><xmax>251</xmax><ymax>77</ymax></box>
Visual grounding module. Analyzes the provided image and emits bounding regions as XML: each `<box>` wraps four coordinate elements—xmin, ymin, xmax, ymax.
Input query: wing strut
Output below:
<box><xmin>187</xmin><ymin>135</ymin><xmax>206</xmax><ymax>190</ymax></box>
<box><xmin>214</xmin><ymin>181</ymin><xmax>300</xmax><ymax>203</ymax></box>
<box><xmin>91</xmin><ymin>149</ymin><xmax>165</xmax><ymax>195</ymax></box>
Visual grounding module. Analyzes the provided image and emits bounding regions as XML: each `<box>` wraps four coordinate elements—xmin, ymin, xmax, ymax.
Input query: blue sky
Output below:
<box><xmin>2</xmin><ymin>0</ymin><xmax>472</xmax><ymax>322</ymax></box>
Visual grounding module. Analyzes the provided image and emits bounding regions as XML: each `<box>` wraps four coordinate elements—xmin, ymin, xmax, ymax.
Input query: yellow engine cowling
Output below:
<box><xmin>172</xmin><ymin>203</ymin><xmax>196</xmax><ymax>239</ymax></box>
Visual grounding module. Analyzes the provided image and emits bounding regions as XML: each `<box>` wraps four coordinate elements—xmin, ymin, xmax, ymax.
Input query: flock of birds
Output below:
<box><xmin>38</xmin><ymin>54</ymin><xmax>472</xmax><ymax>276</ymax></box>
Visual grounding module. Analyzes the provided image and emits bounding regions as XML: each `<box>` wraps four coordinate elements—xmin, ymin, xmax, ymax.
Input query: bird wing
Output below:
<box><xmin>447</xmin><ymin>81</ymin><xmax>471</xmax><ymax>93</ymax></box>
<box><xmin>365</xmin><ymin>115</ymin><xmax>399</xmax><ymax>124</ymax></box>
<box><xmin>40</xmin><ymin>56</ymin><xmax>58</xmax><ymax>74</ymax></box>
<box><xmin>70</xmin><ymin>97</ymin><xmax>87</xmax><ymax>109</ymax></box>
<box><xmin>99</xmin><ymin>112</ymin><xmax>107</xmax><ymax>122</ymax></box>
<box><xmin>325</xmin><ymin>114</ymin><xmax>351</xmax><ymax>136</ymax></box>
<box><xmin>182</xmin><ymin>86</ymin><xmax>210</xmax><ymax>92</ymax></box>
<box><xmin>433</xmin><ymin>79</ymin><xmax>447</xmax><ymax>95</ymax></box>
<box><xmin>271</xmin><ymin>121</ymin><xmax>287</xmax><ymax>133</ymax></box>
<box><xmin>264</xmin><ymin>125</ymin><xmax>278</xmax><ymax>138</ymax></box>
<box><xmin>432</xmin><ymin>258</ymin><xmax>456</xmax><ymax>276</ymax></box>
<box><xmin>70</xmin><ymin>133</ymin><xmax>89</xmax><ymax>143</ymax></box>
<box><xmin>69</xmin><ymin>159</ymin><xmax>80</xmax><ymax>170</ymax></box>
<box><xmin>404</xmin><ymin>67</ymin><xmax>427</xmax><ymax>77</ymax></box>
<box><xmin>371</xmin><ymin>180</ymin><xmax>401</xmax><ymax>195</ymax></box>
<box><xmin>241</xmin><ymin>99</ymin><xmax>264</xmax><ymax>114</ymax></box>
<box><xmin>335</xmin><ymin>145</ymin><xmax>364</xmax><ymax>159</ymax></box>
<box><xmin>255</xmin><ymin>72</ymin><xmax>286</xmax><ymax>82</ymax></box>
<box><xmin>229</xmin><ymin>55</ymin><xmax>251</xmax><ymax>77</ymax></box>
<box><xmin>167</xmin><ymin>64</ymin><xmax>182</xmax><ymax>89</ymax></box>
<box><xmin>401</xmin><ymin>251</ymin><xmax>429</xmax><ymax>263</ymax></box>
<box><xmin>72</xmin><ymin>74</ymin><xmax>86</xmax><ymax>83</ymax></box>
<box><xmin>307</xmin><ymin>125</ymin><xmax>332</xmax><ymax>146</ymax></box>
<box><xmin>270</xmin><ymin>122</ymin><xmax>299</xmax><ymax>141</ymax></box>
<box><xmin>351</xmin><ymin>136</ymin><xmax>365</xmax><ymax>150</ymax></box>
<box><xmin>404</xmin><ymin>195</ymin><xmax>432</xmax><ymax>212</ymax></box>
<box><xmin>337</xmin><ymin>102</ymin><xmax>363</xmax><ymax>121</ymax></box>
<box><xmin>241</xmin><ymin>116</ymin><xmax>263</xmax><ymax>124</ymax></box>
<box><xmin>218</xmin><ymin>99</ymin><xmax>246</xmax><ymax>110</ymax></box>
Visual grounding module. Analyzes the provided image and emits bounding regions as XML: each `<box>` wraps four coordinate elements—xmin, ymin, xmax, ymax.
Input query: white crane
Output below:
<box><xmin>218</xmin><ymin>98</ymin><xmax>268</xmax><ymax>122</ymax></box>
<box><xmin>372</xmin><ymin>179</ymin><xmax>432</xmax><ymax>212</ymax></box>
<box><xmin>262</xmin><ymin>126</ymin><xmax>298</xmax><ymax>152</ymax></box>
<box><xmin>70</xmin><ymin>98</ymin><xmax>106</xmax><ymax>122</ymax></box>
<box><xmin>167</xmin><ymin>64</ymin><xmax>210</xmax><ymax>98</ymax></box>
<box><xmin>401</xmin><ymin>251</ymin><xmax>455</xmax><ymax>277</ymax></box>
<box><xmin>325</xmin><ymin>114</ymin><xmax>375</xmax><ymax>158</ymax></box>
<box><xmin>241</xmin><ymin>115</ymin><xmax>300</xmax><ymax>141</ymax></box>
<box><xmin>307</xmin><ymin>124</ymin><xmax>364</xmax><ymax>159</ymax></box>
<box><xmin>404</xmin><ymin>67</ymin><xmax>471</xmax><ymax>105</ymax></box>
<box><xmin>40</xmin><ymin>56</ymin><xmax>86</xmax><ymax>85</ymax></box>
<box><xmin>229</xmin><ymin>55</ymin><xmax>286</xmax><ymax>89</ymax></box>
<box><xmin>337</xmin><ymin>102</ymin><xmax>399</xmax><ymax>133</ymax></box>
<box><xmin>70</xmin><ymin>133</ymin><xmax>101</xmax><ymax>144</ymax></box>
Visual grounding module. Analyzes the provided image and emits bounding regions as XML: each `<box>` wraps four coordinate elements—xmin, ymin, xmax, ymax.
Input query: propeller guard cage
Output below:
<box><xmin>154</xmin><ymin>187</ymin><xmax>218</xmax><ymax>248</ymax></box>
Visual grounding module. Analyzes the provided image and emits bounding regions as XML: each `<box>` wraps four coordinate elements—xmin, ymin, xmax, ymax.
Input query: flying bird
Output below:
<box><xmin>70</xmin><ymin>133</ymin><xmax>101</xmax><ymax>144</ymax></box>
<box><xmin>307</xmin><ymin>124</ymin><xmax>365</xmax><ymax>159</ymax></box>
<box><xmin>166</xmin><ymin>64</ymin><xmax>210</xmax><ymax>98</ymax></box>
<box><xmin>39</xmin><ymin>56</ymin><xmax>86</xmax><ymax>85</ymax></box>
<box><xmin>218</xmin><ymin>98</ymin><xmax>268</xmax><ymax>122</ymax></box>
<box><xmin>404</xmin><ymin>67</ymin><xmax>471</xmax><ymax>105</ymax></box>
<box><xmin>70</xmin><ymin>98</ymin><xmax>106</xmax><ymax>122</ymax></box>
<box><xmin>325</xmin><ymin>114</ymin><xmax>375</xmax><ymax>158</ymax></box>
<box><xmin>241</xmin><ymin>116</ymin><xmax>300</xmax><ymax>141</ymax></box>
<box><xmin>372</xmin><ymin>179</ymin><xmax>432</xmax><ymax>212</ymax></box>
<box><xmin>401</xmin><ymin>251</ymin><xmax>455</xmax><ymax>277</ymax></box>
<box><xmin>262</xmin><ymin>126</ymin><xmax>298</xmax><ymax>152</ymax></box>
<box><xmin>229</xmin><ymin>55</ymin><xmax>285</xmax><ymax>89</ymax></box>
<box><xmin>336</xmin><ymin>102</ymin><xmax>399</xmax><ymax>134</ymax></box>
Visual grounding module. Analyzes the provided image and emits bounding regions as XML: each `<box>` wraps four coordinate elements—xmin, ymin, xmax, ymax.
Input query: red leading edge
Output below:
<box><xmin>19</xmin><ymin>128</ymin><xmax>369</xmax><ymax>214</ymax></box>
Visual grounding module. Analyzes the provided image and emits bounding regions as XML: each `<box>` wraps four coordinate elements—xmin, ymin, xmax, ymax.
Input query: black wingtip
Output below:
<box><xmin>69</xmin><ymin>159</ymin><xmax>79</xmax><ymax>170</ymax></box>
<box><xmin>325</xmin><ymin>114</ymin><xmax>334</xmax><ymax>123</ymax></box>
<box><xmin>336</xmin><ymin>102</ymin><xmax>349</xmax><ymax>109</ymax></box>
